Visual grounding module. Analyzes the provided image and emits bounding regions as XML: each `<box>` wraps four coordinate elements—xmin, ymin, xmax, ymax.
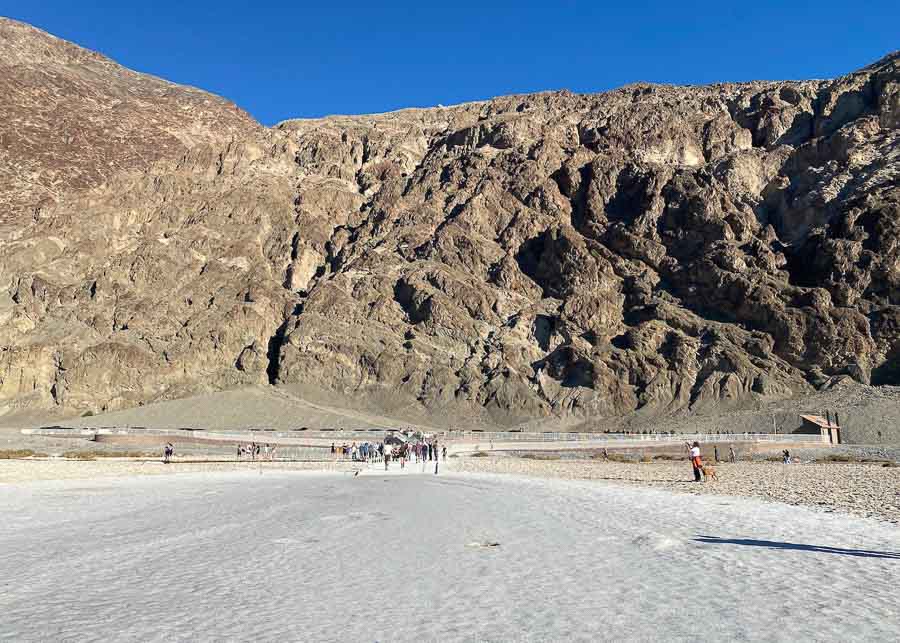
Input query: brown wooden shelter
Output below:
<box><xmin>795</xmin><ymin>414</ymin><xmax>841</xmax><ymax>444</ymax></box>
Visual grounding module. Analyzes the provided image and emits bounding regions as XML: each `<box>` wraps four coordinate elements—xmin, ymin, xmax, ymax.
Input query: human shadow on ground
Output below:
<box><xmin>694</xmin><ymin>535</ymin><xmax>900</xmax><ymax>560</ymax></box>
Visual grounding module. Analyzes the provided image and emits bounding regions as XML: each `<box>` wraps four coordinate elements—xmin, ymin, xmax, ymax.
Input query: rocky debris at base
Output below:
<box><xmin>449</xmin><ymin>456</ymin><xmax>900</xmax><ymax>524</ymax></box>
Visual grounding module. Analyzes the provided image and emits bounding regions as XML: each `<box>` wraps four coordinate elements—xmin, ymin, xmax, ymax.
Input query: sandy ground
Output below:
<box><xmin>1</xmin><ymin>470</ymin><xmax>899</xmax><ymax>642</ymax></box>
<box><xmin>0</xmin><ymin>386</ymin><xmax>426</xmax><ymax>433</ymax></box>
<box><xmin>450</xmin><ymin>457</ymin><xmax>900</xmax><ymax>524</ymax></box>
<box><xmin>0</xmin><ymin>459</ymin><xmax>359</xmax><ymax>484</ymax></box>
<box><xmin>5</xmin><ymin>380</ymin><xmax>899</xmax><ymax>444</ymax></box>
<box><xmin>568</xmin><ymin>381</ymin><xmax>900</xmax><ymax>444</ymax></box>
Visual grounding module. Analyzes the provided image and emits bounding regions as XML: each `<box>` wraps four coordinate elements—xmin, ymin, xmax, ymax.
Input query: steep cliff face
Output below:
<box><xmin>272</xmin><ymin>61</ymin><xmax>899</xmax><ymax>426</ymax></box>
<box><xmin>1</xmin><ymin>18</ymin><xmax>897</xmax><ymax>426</ymax></box>
<box><xmin>0</xmin><ymin>19</ymin><xmax>260</xmax><ymax>223</ymax></box>
<box><xmin>0</xmin><ymin>18</ymin><xmax>296</xmax><ymax>413</ymax></box>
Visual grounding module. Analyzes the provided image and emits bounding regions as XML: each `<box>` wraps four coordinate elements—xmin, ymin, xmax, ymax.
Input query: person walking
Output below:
<box><xmin>729</xmin><ymin>446</ymin><xmax>736</xmax><ymax>463</ymax></box>
<box><xmin>714</xmin><ymin>445</ymin><xmax>719</xmax><ymax>463</ymax></box>
<box><xmin>690</xmin><ymin>441</ymin><xmax>703</xmax><ymax>482</ymax></box>
<box><xmin>442</xmin><ymin>445</ymin><xmax>447</xmax><ymax>461</ymax></box>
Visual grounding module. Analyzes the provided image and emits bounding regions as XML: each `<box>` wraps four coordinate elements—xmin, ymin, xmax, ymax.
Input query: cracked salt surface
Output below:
<box><xmin>1</xmin><ymin>470</ymin><xmax>899</xmax><ymax>642</ymax></box>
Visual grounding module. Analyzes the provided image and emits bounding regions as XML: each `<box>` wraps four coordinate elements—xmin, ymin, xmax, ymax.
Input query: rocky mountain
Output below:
<box><xmin>1</xmin><ymin>17</ymin><xmax>898</xmax><ymax>428</ymax></box>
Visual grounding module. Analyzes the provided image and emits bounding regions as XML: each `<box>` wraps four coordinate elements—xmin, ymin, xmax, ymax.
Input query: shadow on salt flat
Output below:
<box><xmin>695</xmin><ymin>535</ymin><xmax>900</xmax><ymax>559</ymax></box>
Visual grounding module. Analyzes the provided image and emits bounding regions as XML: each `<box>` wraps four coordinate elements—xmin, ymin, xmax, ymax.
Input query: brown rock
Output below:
<box><xmin>0</xmin><ymin>17</ymin><xmax>898</xmax><ymax>428</ymax></box>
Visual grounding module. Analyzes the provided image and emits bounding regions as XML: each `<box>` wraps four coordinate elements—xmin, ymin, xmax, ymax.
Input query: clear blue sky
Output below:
<box><xmin>4</xmin><ymin>1</ymin><xmax>898</xmax><ymax>126</ymax></box>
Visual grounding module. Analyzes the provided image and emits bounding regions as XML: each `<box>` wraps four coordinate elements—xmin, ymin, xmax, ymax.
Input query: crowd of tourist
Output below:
<box><xmin>331</xmin><ymin>439</ymin><xmax>446</xmax><ymax>469</ymax></box>
<box><xmin>236</xmin><ymin>442</ymin><xmax>277</xmax><ymax>460</ymax></box>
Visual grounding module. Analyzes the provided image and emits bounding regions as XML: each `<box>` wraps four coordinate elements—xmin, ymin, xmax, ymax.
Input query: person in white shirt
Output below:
<box><xmin>689</xmin><ymin>442</ymin><xmax>702</xmax><ymax>482</ymax></box>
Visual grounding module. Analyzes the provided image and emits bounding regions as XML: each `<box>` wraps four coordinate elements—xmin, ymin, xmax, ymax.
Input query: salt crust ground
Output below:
<box><xmin>1</xmin><ymin>469</ymin><xmax>899</xmax><ymax>642</ymax></box>
<box><xmin>0</xmin><ymin>459</ymin><xmax>359</xmax><ymax>484</ymax></box>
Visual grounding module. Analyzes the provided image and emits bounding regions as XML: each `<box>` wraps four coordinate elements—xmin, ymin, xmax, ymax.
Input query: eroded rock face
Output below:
<box><xmin>0</xmin><ymin>17</ymin><xmax>898</xmax><ymax>426</ymax></box>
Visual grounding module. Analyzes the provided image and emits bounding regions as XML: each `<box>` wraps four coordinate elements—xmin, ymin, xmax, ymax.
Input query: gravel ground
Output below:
<box><xmin>449</xmin><ymin>456</ymin><xmax>900</xmax><ymax>524</ymax></box>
